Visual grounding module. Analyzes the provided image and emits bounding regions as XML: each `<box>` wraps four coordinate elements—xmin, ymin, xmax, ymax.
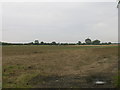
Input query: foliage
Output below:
<box><xmin>92</xmin><ymin>40</ymin><xmax>100</xmax><ymax>45</ymax></box>
<box><xmin>77</xmin><ymin>41</ymin><xmax>81</xmax><ymax>45</ymax></box>
<box><xmin>1</xmin><ymin>38</ymin><xmax>113</xmax><ymax>46</ymax></box>
<box><xmin>34</xmin><ymin>40</ymin><xmax>39</xmax><ymax>45</ymax></box>
<box><xmin>113</xmin><ymin>75</ymin><xmax>120</xmax><ymax>88</ymax></box>
<box><xmin>85</xmin><ymin>38</ymin><xmax>92</xmax><ymax>45</ymax></box>
<box><xmin>51</xmin><ymin>41</ymin><xmax>57</xmax><ymax>45</ymax></box>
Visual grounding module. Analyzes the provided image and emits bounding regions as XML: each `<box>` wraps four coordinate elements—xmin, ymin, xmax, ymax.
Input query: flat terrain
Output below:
<box><xmin>2</xmin><ymin>45</ymin><xmax>118</xmax><ymax>88</ymax></box>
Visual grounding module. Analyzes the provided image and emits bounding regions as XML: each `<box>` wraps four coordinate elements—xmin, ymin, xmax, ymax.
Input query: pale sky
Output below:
<box><xmin>1</xmin><ymin>2</ymin><xmax>118</xmax><ymax>43</ymax></box>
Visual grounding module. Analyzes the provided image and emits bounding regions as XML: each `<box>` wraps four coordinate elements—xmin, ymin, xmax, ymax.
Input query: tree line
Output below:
<box><xmin>1</xmin><ymin>38</ymin><xmax>112</xmax><ymax>45</ymax></box>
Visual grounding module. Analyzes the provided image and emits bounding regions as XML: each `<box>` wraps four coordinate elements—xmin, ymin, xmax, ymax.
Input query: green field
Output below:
<box><xmin>2</xmin><ymin>45</ymin><xmax>118</xmax><ymax>88</ymax></box>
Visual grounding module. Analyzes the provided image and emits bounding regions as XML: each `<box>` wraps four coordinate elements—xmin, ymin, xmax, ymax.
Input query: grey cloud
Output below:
<box><xmin>2</xmin><ymin>2</ymin><xmax>118</xmax><ymax>43</ymax></box>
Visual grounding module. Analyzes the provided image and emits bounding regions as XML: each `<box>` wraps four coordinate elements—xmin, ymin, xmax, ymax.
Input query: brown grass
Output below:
<box><xmin>2</xmin><ymin>45</ymin><xmax>118</xmax><ymax>88</ymax></box>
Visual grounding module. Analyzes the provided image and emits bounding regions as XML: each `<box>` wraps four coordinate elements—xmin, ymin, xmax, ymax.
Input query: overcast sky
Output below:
<box><xmin>2</xmin><ymin>2</ymin><xmax>118</xmax><ymax>43</ymax></box>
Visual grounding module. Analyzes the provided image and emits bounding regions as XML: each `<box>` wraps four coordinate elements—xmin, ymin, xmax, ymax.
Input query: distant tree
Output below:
<box><xmin>28</xmin><ymin>42</ymin><xmax>33</xmax><ymax>45</ymax></box>
<box><xmin>51</xmin><ymin>41</ymin><xmax>56</xmax><ymax>45</ymax></box>
<box><xmin>57</xmin><ymin>43</ymin><xmax>60</xmax><ymax>45</ymax></box>
<box><xmin>34</xmin><ymin>40</ymin><xmax>39</xmax><ymax>45</ymax></box>
<box><xmin>108</xmin><ymin>42</ymin><xmax>112</xmax><ymax>45</ymax></box>
<box><xmin>69</xmin><ymin>43</ymin><xmax>76</xmax><ymax>45</ymax></box>
<box><xmin>40</xmin><ymin>41</ymin><xmax>44</xmax><ymax>45</ymax></box>
<box><xmin>101</xmin><ymin>42</ymin><xmax>108</xmax><ymax>45</ymax></box>
<box><xmin>92</xmin><ymin>40</ymin><xmax>100</xmax><ymax>45</ymax></box>
<box><xmin>77</xmin><ymin>41</ymin><xmax>81</xmax><ymax>45</ymax></box>
<box><xmin>85</xmin><ymin>38</ymin><xmax>92</xmax><ymax>45</ymax></box>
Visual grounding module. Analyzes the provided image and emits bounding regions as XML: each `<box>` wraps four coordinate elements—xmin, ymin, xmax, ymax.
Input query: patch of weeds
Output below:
<box><xmin>4</xmin><ymin>65</ymin><xmax>24</xmax><ymax>71</ymax></box>
<box><xmin>2</xmin><ymin>77</ymin><xmax>17</xmax><ymax>88</ymax></box>
<box><xmin>14</xmin><ymin>73</ymin><xmax>39</xmax><ymax>88</ymax></box>
<box><xmin>3</xmin><ymin>65</ymin><xmax>25</xmax><ymax>76</ymax></box>
<box><xmin>113</xmin><ymin>75</ymin><xmax>120</xmax><ymax>88</ymax></box>
<box><xmin>3</xmin><ymin>73</ymin><xmax>10</xmax><ymax>77</ymax></box>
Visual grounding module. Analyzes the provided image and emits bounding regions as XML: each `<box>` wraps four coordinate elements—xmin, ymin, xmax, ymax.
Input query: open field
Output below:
<box><xmin>2</xmin><ymin>45</ymin><xmax>118</xmax><ymax>88</ymax></box>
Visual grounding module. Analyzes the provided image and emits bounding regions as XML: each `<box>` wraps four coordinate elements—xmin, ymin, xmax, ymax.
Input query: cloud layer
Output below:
<box><xmin>2</xmin><ymin>2</ymin><xmax>118</xmax><ymax>43</ymax></box>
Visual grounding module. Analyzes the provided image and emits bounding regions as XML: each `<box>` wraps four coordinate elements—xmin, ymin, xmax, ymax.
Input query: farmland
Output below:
<box><xmin>2</xmin><ymin>45</ymin><xmax>118</xmax><ymax>88</ymax></box>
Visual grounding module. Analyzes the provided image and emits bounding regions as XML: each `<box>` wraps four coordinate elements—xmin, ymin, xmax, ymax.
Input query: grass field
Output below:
<box><xmin>2</xmin><ymin>45</ymin><xmax>118</xmax><ymax>88</ymax></box>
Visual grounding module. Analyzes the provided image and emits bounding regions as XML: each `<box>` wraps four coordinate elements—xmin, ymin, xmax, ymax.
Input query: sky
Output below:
<box><xmin>1</xmin><ymin>2</ymin><xmax>118</xmax><ymax>43</ymax></box>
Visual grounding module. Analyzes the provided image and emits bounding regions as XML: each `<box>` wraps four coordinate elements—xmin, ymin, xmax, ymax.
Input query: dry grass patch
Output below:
<box><xmin>2</xmin><ymin>45</ymin><xmax>118</xmax><ymax>88</ymax></box>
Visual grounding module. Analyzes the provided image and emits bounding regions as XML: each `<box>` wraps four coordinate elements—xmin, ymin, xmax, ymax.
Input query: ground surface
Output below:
<box><xmin>2</xmin><ymin>45</ymin><xmax>118</xmax><ymax>88</ymax></box>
